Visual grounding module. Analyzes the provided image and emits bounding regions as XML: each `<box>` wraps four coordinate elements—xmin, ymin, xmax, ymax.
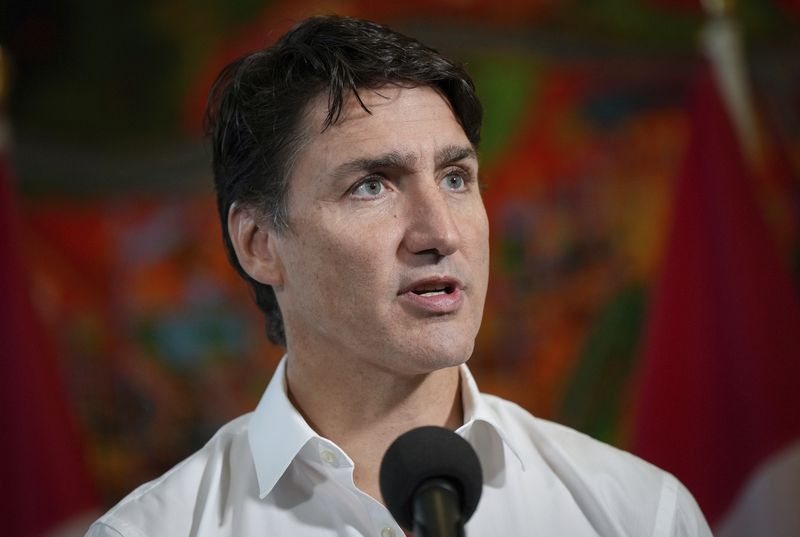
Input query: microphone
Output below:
<box><xmin>379</xmin><ymin>426</ymin><xmax>483</xmax><ymax>537</ymax></box>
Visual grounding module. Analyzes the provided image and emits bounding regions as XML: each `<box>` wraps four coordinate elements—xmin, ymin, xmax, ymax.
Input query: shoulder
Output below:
<box><xmin>482</xmin><ymin>393</ymin><xmax>663</xmax><ymax>488</ymax></box>
<box><xmin>479</xmin><ymin>394</ymin><xmax>711</xmax><ymax>537</ymax></box>
<box><xmin>483</xmin><ymin>393</ymin><xmax>656</xmax><ymax>470</ymax></box>
<box><xmin>86</xmin><ymin>414</ymin><xmax>256</xmax><ymax>537</ymax></box>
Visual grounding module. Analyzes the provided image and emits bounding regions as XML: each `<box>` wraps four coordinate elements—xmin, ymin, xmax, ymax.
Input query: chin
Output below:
<box><xmin>399</xmin><ymin>335</ymin><xmax>476</xmax><ymax>375</ymax></box>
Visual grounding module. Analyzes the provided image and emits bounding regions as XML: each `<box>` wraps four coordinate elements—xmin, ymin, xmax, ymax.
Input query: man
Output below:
<box><xmin>87</xmin><ymin>16</ymin><xmax>712</xmax><ymax>537</ymax></box>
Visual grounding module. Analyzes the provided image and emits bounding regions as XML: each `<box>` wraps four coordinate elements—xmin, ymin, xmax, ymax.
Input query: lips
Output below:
<box><xmin>399</xmin><ymin>276</ymin><xmax>464</xmax><ymax>314</ymax></box>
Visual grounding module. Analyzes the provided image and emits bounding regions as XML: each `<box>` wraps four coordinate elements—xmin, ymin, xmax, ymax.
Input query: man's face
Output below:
<box><xmin>271</xmin><ymin>85</ymin><xmax>489</xmax><ymax>376</ymax></box>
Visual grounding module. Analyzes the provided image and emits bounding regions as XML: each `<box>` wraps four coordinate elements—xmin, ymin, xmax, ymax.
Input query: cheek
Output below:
<box><xmin>462</xmin><ymin>204</ymin><xmax>490</xmax><ymax>263</ymax></box>
<box><xmin>463</xmin><ymin>206</ymin><xmax>491</xmax><ymax>312</ymax></box>
<box><xmin>296</xmin><ymin>222</ymin><xmax>397</xmax><ymax>294</ymax></box>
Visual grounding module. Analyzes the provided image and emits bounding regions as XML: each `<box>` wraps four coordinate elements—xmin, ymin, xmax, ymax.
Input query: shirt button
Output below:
<box><xmin>321</xmin><ymin>450</ymin><xmax>338</xmax><ymax>466</ymax></box>
<box><xmin>380</xmin><ymin>527</ymin><xmax>395</xmax><ymax>537</ymax></box>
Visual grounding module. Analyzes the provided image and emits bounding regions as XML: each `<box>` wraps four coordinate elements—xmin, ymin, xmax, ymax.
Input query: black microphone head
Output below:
<box><xmin>379</xmin><ymin>425</ymin><xmax>483</xmax><ymax>530</ymax></box>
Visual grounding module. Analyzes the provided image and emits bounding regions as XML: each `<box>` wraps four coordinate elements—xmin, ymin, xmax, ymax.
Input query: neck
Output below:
<box><xmin>284</xmin><ymin>348</ymin><xmax>464</xmax><ymax>503</ymax></box>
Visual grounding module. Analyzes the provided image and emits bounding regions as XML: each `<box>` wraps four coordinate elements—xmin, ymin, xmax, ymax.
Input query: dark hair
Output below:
<box><xmin>205</xmin><ymin>15</ymin><xmax>483</xmax><ymax>347</ymax></box>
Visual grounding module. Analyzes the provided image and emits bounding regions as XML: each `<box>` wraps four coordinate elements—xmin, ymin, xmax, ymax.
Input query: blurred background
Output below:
<box><xmin>2</xmin><ymin>1</ymin><xmax>799</xmax><ymax>536</ymax></box>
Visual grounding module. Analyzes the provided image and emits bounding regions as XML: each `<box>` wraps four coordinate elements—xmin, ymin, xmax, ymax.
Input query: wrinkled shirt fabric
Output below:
<box><xmin>87</xmin><ymin>357</ymin><xmax>712</xmax><ymax>537</ymax></box>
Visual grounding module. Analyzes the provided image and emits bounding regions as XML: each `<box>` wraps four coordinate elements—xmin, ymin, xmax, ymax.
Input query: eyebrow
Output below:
<box><xmin>435</xmin><ymin>145</ymin><xmax>477</xmax><ymax>169</ymax></box>
<box><xmin>332</xmin><ymin>151</ymin><xmax>416</xmax><ymax>179</ymax></box>
<box><xmin>331</xmin><ymin>145</ymin><xmax>477</xmax><ymax>180</ymax></box>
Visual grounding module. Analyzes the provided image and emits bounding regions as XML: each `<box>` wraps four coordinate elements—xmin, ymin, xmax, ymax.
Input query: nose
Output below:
<box><xmin>402</xmin><ymin>187</ymin><xmax>461</xmax><ymax>259</ymax></box>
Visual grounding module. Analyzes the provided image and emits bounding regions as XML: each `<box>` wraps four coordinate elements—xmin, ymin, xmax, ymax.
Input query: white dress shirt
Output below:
<box><xmin>86</xmin><ymin>358</ymin><xmax>712</xmax><ymax>537</ymax></box>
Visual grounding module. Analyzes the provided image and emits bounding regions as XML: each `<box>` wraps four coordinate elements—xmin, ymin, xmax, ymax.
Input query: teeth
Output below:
<box><xmin>413</xmin><ymin>286</ymin><xmax>453</xmax><ymax>296</ymax></box>
<box><xmin>419</xmin><ymin>290</ymin><xmax>447</xmax><ymax>296</ymax></box>
<box><xmin>410</xmin><ymin>283</ymin><xmax>455</xmax><ymax>296</ymax></box>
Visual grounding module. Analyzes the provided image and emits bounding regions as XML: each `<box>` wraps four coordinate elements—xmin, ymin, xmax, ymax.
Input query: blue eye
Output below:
<box><xmin>443</xmin><ymin>173</ymin><xmax>466</xmax><ymax>190</ymax></box>
<box><xmin>353</xmin><ymin>179</ymin><xmax>384</xmax><ymax>197</ymax></box>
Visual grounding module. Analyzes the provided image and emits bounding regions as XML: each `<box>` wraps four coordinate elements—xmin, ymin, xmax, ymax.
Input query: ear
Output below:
<box><xmin>227</xmin><ymin>202</ymin><xmax>285</xmax><ymax>287</ymax></box>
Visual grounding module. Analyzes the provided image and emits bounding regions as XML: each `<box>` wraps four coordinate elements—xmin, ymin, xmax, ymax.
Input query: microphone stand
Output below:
<box><xmin>412</xmin><ymin>479</ymin><xmax>465</xmax><ymax>537</ymax></box>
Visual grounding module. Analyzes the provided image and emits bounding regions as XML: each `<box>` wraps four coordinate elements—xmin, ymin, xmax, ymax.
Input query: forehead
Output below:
<box><xmin>294</xmin><ymin>85</ymin><xmax>473</xmax><ymax>172</ymax></box>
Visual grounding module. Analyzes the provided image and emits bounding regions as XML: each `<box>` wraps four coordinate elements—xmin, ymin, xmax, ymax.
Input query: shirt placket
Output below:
<box><xmin>315</xmin><ymin>440</ymin><xmax>405</xmax><ymax>537</ymax></box>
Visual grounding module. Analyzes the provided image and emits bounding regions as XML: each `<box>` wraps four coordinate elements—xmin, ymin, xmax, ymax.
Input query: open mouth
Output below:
<box><xmin>412</xmin><ymin>285</ymin><xmax>455</xmax><ymax>297</ymax></box>
<box><xmin>401</xmin><ymin>278</ymin><xmax>463</xmax><ymax>312</ymax></box>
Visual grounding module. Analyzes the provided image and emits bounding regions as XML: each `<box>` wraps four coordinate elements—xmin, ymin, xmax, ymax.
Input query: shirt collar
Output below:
<box><xmin>248</xmin><ymin>356</ymin><xmax>319</xmax><ymax>499</ymax></box>
<box><xmin>457</xmin><ymin>364</ymin><xmax>525</xmax><ymax>470</ymax></box>
<box><xmin>248</xmin><ymin>356</ymin><xmax>524</xmax><ymax>498</ymax></box>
